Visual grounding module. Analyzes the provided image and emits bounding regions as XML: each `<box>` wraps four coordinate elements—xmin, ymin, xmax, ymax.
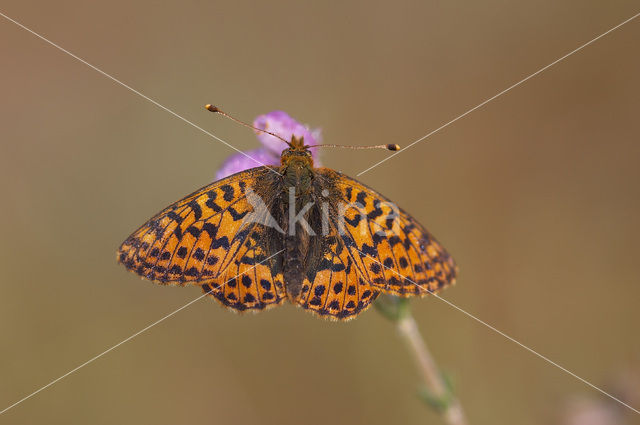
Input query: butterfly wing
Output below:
<box><xmin>201</xmin><ymin>213</ymin><xmax>287</xmax><ymax>311</ymax></box>
<box><xmin>314</xmin><ymin>168</ymin><xmax>457</xmax><ymax>299</ymax></box>
<box><xmin>295</xmin><ymin>223</ymin><xmax>380</xmax><ymax>320</ymax></box>
<box><xmin>118</xmin><ymin>166</ymin><xmax>287</xmax><ymax>311</ymax></box>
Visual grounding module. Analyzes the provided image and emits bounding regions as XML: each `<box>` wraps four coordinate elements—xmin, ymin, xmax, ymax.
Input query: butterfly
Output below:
<box><xmin>118</xmin><ymin>107</ymin><xmax>457</xmax><ymax>320</ymax></box>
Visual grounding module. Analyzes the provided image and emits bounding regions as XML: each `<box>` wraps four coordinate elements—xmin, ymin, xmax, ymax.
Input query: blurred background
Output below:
<box><xmin>1</xmin><ymin>1</ymin><xmax>639</xmax><ymax>424</ymax></box>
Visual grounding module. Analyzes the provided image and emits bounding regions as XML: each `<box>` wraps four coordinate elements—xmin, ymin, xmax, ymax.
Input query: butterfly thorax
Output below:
<box><xmin>279</xmin><ymin>140</ymin><xmax>315</xmax><ymax>196</ymax></box>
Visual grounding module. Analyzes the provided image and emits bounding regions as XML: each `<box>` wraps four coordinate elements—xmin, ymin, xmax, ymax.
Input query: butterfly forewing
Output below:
<box><xmin>315</xmin><ymin>168</ymin><xmax>457</xmax><ymax>298</ymax></box>
<box><xmin>118</xmin><ymin>167</ymin><xmax>282</xmax><ymax>292</ymax></box>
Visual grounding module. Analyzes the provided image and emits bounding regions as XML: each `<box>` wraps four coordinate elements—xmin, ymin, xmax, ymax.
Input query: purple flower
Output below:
<box><xmin>253</xmin><ymin>111</ymin><xmax>322</xmax><ymax>157</ymax></box>
<box><xmin>215</xmin><ymin>111</ymin><xmax>322</xmax><ymax>180</ymax></box>
<box><xmin>216</xmin><ymin>148</ymin><xmax>280</xmax><ymax>180</ymax></box>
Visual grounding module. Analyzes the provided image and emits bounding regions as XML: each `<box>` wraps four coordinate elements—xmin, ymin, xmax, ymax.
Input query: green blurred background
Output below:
<box><xmin>1</xmin><ymin>1</ymin><xmax>639</xmax><ymax>424</ymax></box>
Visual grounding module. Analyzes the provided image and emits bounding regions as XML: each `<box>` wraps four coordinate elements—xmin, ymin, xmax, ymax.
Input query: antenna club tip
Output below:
<box><xmin>205</xmin><ymin>104</ymin><xmax>219</xmax><ymax>112</ymax></box>
<box><xmin>387</xmin><ymin>144</ymin><xmax>400</xmax><ymax>151</ymax></box>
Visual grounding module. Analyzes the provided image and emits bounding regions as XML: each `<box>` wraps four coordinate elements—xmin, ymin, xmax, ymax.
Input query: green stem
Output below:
<box><xmin>375</xmin><ymin>296</ymin><xmax>468</xmax><ymax>425</ymax></box>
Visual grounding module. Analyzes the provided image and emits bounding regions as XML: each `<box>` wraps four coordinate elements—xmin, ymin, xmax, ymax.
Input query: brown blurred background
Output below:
<box><xmin>1</xmin><ymin>1</ymin><xmax>639</xmax><ymax>424</ymax></box>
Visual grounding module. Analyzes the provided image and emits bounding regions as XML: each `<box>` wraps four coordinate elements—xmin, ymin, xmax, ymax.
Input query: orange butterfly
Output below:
<box><xmin>118</xmin><ymin>106</ymin><xmax>457</xmax><ymax>320</ymax></box>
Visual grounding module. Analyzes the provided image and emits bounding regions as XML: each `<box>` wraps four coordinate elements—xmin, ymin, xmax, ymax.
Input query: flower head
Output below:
<box><xmin>215</xmin><ymin>148</ymin><xmax>280</xmax><ymax>180</ymax></box>
<box><xmin>215</xmin><ymin>111</ymin><xmax>321</xmax><ymax>180</ymax></box>
<box><xmin>253</xmin><ymin>111</ymin><xmax>322</xmax><ymax>157</ymax></box>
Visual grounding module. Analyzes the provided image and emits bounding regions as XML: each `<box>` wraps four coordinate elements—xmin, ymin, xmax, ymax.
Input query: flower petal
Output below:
<box><xmin>253</xmin><ymin>111</ymin><xmax>322</xmax><ymax>161</ymax></box>
<box><xmin>215</xmin><ymin>148</ymin><xmax>280</xmax><ymax>181</ymax></box>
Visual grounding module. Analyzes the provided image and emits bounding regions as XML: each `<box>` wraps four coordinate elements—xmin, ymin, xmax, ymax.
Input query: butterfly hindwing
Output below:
<box><xmin>295</xmin><ymin>222</ymin><xmax>380</xmax><ymax>320</ymax></box>
<box><xmin>202</xmin><ymin>222</ymin><xmax>287</xmax><ymax>311</ymax></box>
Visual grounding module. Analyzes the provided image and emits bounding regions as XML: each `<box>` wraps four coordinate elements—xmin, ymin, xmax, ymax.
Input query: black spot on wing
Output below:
<box><xmin>344</xmin><ymin>186</ymin><xmax>353</xmax><ymax>201</ymax></box>
<box><xmin>360</xmin><ymin>243</ymin><xmax>377</xmax><ymax>257</ymax></box>
<box><xmin>202</xmin><ymin>222</ymin><xmax>218</xmax><ymax>239</ymax></box>
<box><xmin>228</xmin><ymin>206</ymin><xmax>248</xmax><ymax>221</ymax></box>
<box><xmin>193</xmin><ymin>248</ymin><xmax>205</xmax><ymax>261</ymax></box>
<box><xmin>367</xmin><ymin>200</ymin><xmax>384</xmax><ymax>220</ymax></box>
<box><xmin>345</xmin><ymin>214</ymin><xmax>361</xmax><ymax>227</ymax></box>
<box><xmin>167</xmin><ymin>211</ymin><xmax>183</xmax><ymax>224</ymax></box>
<box><xmin>187</xmin><ymin>200</ymin><xmax>202</xmax><ymax>221</ymax></box>
<box><xmin>186</xmin><ymin>226</ymin><xmax>201</xmax><ymax>237</ymax></box>
<box><xmin>220</xmin><ymin>185</ymin><xmax>235</xmax><ymax>202</ymax></box>
<box><xmin>206</xmin><ymin>198</ymin><xmax>222</xmax><ymax>212</ymax></box>
<box><xmin>260</xmin><ymin>279</ymin><xmax>271</xmax><ymax>290</ymax></box>
<box><xmin>211</xmin><ymin>236</ymin><xmax>230</xmax><ymax>250</ymax></box>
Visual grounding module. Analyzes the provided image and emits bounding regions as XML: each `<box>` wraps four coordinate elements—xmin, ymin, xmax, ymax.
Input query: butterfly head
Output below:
<box><xmin>280</xmin><ymin>135</ymin><xmax>314</xmax><ymax>168</ymax></box>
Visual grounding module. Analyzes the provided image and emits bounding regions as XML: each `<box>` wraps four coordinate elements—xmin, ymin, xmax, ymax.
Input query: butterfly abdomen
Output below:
<box><xmin>283</xmin><ymin>235</ymin><xmax>304</xmax><ymax>300</ymax></box>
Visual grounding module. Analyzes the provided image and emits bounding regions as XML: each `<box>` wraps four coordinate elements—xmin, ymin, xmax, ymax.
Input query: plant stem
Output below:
<box><xmin>375</xmin><ymin>295</ymin><xmax>468</xmax><ymax>425</ymax></box>
<box><xmin>396</xmin><ymin>312</ymin><xmax>468</xmax><ymax>425</ymax></box>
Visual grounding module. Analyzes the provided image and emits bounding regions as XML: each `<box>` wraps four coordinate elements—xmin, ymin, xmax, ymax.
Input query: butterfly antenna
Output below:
<box><xmin>205</xmin><ymin>104</ymin><xmax>291</xmax><ymax>146</ymax></box>
<box><xmin>305</xmin><ymin>143</ymin><xmax>401</xmax><ymax>151</ymax></box>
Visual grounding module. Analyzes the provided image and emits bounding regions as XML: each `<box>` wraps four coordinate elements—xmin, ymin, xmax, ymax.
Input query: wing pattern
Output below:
<box><xmin>118</xmin><ymin>167</ymin><xmax>286</xmax><ymax>311</ymax></box>
<box><xmin>202</xmin><ymin>219</ymin><xmax>287</xmax><ymax>311</ymax></box>
<box><xmin>316</xmin><ymin>168</ymin><xmax>457</xmax><ymax>298</ymax></box>
<box><xmin>295</xmin><ymin>225</ymin><xmax>380</xmax><ymax>320</ymax></box>
<box><xmin>118</xmin><ymin>164</ymin><xmax>457</xmax><ymax>319</ymax></box>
